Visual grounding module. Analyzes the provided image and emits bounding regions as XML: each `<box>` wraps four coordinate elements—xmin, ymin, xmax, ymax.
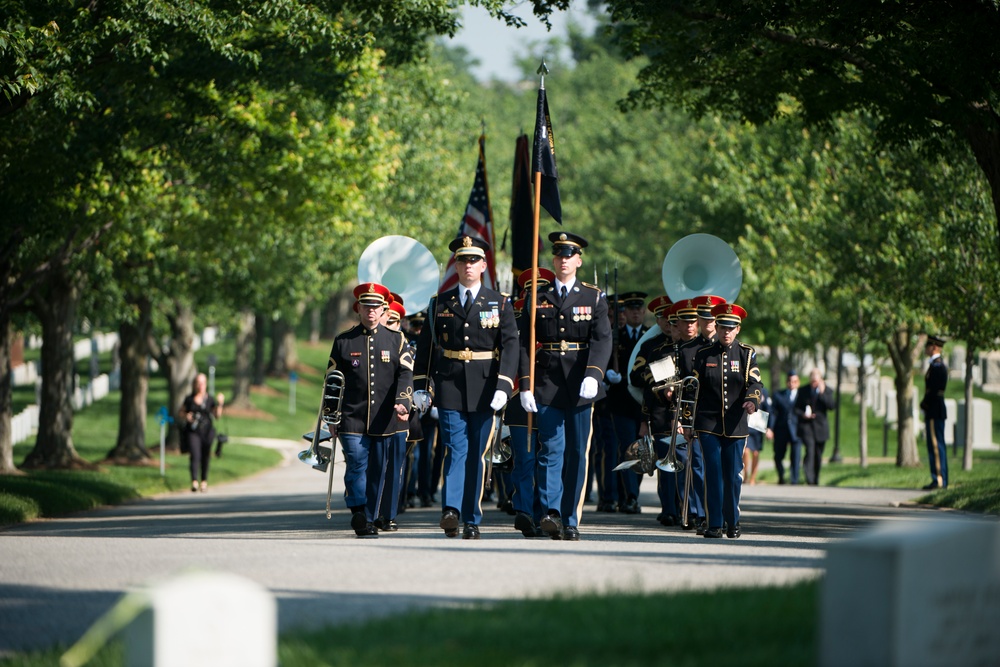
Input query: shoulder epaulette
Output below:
<box><xmin>581</xmin><ymin>281</ymin><xmax>600</xmax><ymax>290</ymax></box>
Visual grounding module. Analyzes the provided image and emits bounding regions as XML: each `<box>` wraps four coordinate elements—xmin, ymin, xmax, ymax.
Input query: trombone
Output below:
<box><xmin>654</xmin><ymin>375</ymin><xmax>700</xmax><ymax>527</ymax></box>
<box><xmin>298</xmin><ymin>369</ymin><xmax>346</xmax><ymax>519</ymax></box>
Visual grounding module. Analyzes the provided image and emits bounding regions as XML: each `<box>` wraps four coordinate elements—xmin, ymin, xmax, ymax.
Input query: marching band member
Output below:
<box><xmin>327</xmin><ymin>283</ymin><xmax>413</xmax><ymax>538</ymax></box>
<box><xmin>606</xmin><ymin>290</ymin><xmax>649</xmax><ymax>514</ymax></box>
<box><xmin>413</xmin><ymin>235</ymin><xmax>520</xmax><ymax>539</ymax></box>
<box><xmin>518</xmin><ymin>232</ymin><xmax>612</xmax><ymax>541</ymax></box>
<box><xmin>672</xmin><ymin>299</ymin><xmax>710</xmax><ymax>533</ymax></box>
<box><xmin>508</xmin><ymin>268</ymin><xmax>554</xmax><ymax>538</ymax></box>
<box><xmin>680</xmin><ymin>303</ymin><xmax>763</xmax><ymax>539</ymax></box>
<box><xmin>375</xmin><ymin>297</ymin><xmax>410</xmax><ymax>531</ymax></box>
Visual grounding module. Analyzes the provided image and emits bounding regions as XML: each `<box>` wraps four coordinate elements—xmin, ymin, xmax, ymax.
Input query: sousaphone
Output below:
<box><xmin>626</xmin><ymin>234</ymin><xmax>742</xmax><ymax>404</ymax></box>
<box><xmin>357</xmin><ymin>235</ymin><xmax>440</xmax><ymax>313</ymax></box>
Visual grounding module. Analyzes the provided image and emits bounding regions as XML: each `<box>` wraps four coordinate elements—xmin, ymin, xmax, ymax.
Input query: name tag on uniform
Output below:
<box><xmin>350</xmin><ymin>352</ymin><xmax>362</xmax><ymax>357</ymax></box>
<box><xmin>439</xmin><ymin>311</ymin><xmax>454</xmax><ymax>317</ymax></box>
<box><xmin>706</xmin><ymin>363</ymin><xmax>718</xmax><ymax>368</ymax></box>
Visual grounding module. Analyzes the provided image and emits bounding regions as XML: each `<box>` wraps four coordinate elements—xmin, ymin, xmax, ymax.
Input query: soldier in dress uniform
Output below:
<box><xmin>606</xmin><ymin>291</ymin><xmax>649</xmax><ymax>514</ymax></box>
<box><xmin>592</xmin><ymin>301</ymin><xmax>620</xmax><ymax>513</ymax></box>
<box><xmin>670</xmin><ymin>299</ymin><xmax>709</xmax><ymax>532</ymax></box>
<box><xmin>920</xmin><ymin>335</ymin><xmax>949</xmax><ymax>490</ymax></box>
<box><xmin>680</xmin><ymin>303</ymin><xmax>764</xmax><ymax>539</ymax></box>
<box><xmin>508</xmin><ymin>267</ymin><xmax>554</xmax><ymax>537</ymax></box>
<box><xmin>373</xmin><ymin>298</ymin><xmax>409</xmax><ymax>531</ymax></box>
<box><xmin>327</xmin><ymin>282</ymin><xmax>414</xmax><ymax>538</ymax></box>
<box><xmin>518</xmin><ymin>231</ymin><xmax>613</xmax><ymax>541</ymax></box>
<box><xmin>413</xmin><ymin>235</ymin><xmax>520</xmax><ymax>539</ymax></box>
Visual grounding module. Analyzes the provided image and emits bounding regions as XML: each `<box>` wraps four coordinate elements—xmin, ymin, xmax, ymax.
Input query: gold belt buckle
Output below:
<box><xmin>560</xmin><ymin>340</ymin><xmax>569</xmax><ymax>352</ymax></box>
<box><xmin>458</xmin><ymin>350</ymin><xmax>473</xmax><ymax>361</ymax></box>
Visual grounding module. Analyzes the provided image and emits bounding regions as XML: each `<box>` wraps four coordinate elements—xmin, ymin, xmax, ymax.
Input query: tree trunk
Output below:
<box><xmin>857</xmin><ymin>333</ymin><xmax>868</xmax><ymax>468</ymax></box>
<box><xmin>253</xmin><ymin>312</ymin><xmax>266</xmax><ymax>386</ymax></box>
<box><xmin>964</xmin><ymin>117</ymin><xmax>1000</xmax><ymax>256</ymax></box>
<box><xmin>887</xmin><ymin>326</ymin><xmax>921</xmax><ymax>467</ymax></box>
<box><xmin>963</xmin><ymin>346</ymin><xmax>976</xmax><ymax>471</ymax></box>
<box><xmin>21</xmin><ymin>269</ymin><xmax>89</xmax><ymax>469</ymax></box>
<box><xmin>105</xmin><ymin>297</ymin><xmax>153</xmax><ymax>463</ymax></box>
<box><xmin>231</xmin><ymin>309</ymin><xmax>255</xmax><ymax>409</ymax></box>
<box><xmin>163</xmin><ymin>301</ymin><xmax>198</xmax><ymax>450</ymax></box>
<box><xmin>0</xmin><ymin>309</ymin><xmax>20</xmax><ymax>474</ymax></box>
<box><xmin>309</xmin><ymin>305</ymin><xmax>321</xmax><ymax>344</ymax></box>
<box><xmin>268</xmin><ymin>317</ymin><xmax>291</xmax><ymax>376</ymax></box>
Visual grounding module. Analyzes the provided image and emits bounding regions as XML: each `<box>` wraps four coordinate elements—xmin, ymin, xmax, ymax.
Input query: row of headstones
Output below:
<box><xmin>69</xmin><ymin>518</ymin><xmax>999</xmax><ymax>666</ymax></box>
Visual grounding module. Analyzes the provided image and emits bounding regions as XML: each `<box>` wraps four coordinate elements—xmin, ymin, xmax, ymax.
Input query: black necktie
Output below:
<box><xmin>560</xmin><ymin>285</ymin><xmax>567</xmax><ymax>302</ymax></box>
<box><xmin>464</xmin><ymin>289</ymin><xmax>472</xmax><ymax>311</ymax></box>
<box><xmin>631</xmin><ymin>328</ymin><xmax>638</xmax><ymax>342</ymax></box>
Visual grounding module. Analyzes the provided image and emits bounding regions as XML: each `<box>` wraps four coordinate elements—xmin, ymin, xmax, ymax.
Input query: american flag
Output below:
<box><xmin>439</xmin><ymin>135</ymin><xmax>497</xmax><ymax>292</ymax></box>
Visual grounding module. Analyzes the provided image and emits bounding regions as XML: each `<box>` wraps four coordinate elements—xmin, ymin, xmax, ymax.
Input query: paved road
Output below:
<box><xmin>0</xmin><ymin>438</ymin><xmax>944</xmax><ymax>658</ymax></box>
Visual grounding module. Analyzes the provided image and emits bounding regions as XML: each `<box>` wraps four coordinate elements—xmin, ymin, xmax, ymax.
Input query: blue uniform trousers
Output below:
<box><xmin>613</xmin><ymin>414</ymin><xmax>642</xmax><ymax>502</ymax></box>
<box><xmin>698</xmin><ymin>432</ymin><xmax>745</xmax><ymax>530</ymax></box>
<box><xmin>537</xmin><ymin>403</ymin><xmax>595</xmax><ymax>528</ymax></box>
<box><xmin>593</xmin><ymin>413</ymin><xmax>619</xmax><ymax>505</ymax></box>
<box><xmin>654</xmin><ymin>435</ymin><xmax>706</xmax><ymax>520</ymax></box>
<box><xmin>925</xmin><ymin>417</ymin><xmax>948</xmax><ymax>488</ymax></box>
<box><xmin>378</xmin><ymin>431</ymin><xmax>408</xmax><ymax>520</ymax></box>
<box><xmin>509</xmin><ymin>424</ymin><xmax>543</xmax><ymax>524</ymax></box>
<box><xmin>340</xmin><ymin>432</ymin><xmax>391</xmax><ymax>522</ymax></box>
<box><xmin>438</xmin><ymin>408</ymin><xmax>493</xmax><ymax>525</ymax></box>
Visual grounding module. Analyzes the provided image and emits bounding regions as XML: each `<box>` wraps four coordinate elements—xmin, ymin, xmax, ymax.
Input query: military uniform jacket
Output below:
<box><xmin>518</xmin><ymin>280</ymin><xmax>612</xmax><ymax>409</ymax></box>
<box><xmin>681</xmin><ymin>338</ymin><xmax>763</xmax><ymax>438</ymax></box>
<box><xmin>629</xmin><ymin>331</ymin><xmax>673</xmax><ymax>436</ymax></box>
<box><xmin>413</xmin><ymin>286</ymin><xmax>519</xmax><ymax>412</ymax></box>
<box><xmin>607</xmin><ymin>325</ymin><xmax>647</xmax><ymax>420</ymax></box>
<box><xmin>327</xmin><ymin>323</ymin><xmax>414</xmax><ymax>437</ymax></box>
<box><xmin>921</xmin><ymin>355</ymin><xmax>948</xmax><ymax>420</ymax></box>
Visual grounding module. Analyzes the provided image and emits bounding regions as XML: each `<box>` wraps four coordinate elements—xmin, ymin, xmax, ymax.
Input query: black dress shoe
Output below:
<box><xmin>703</xmin><ymin>526</ymin><xmax>723</xmax><ymax>539</ymax></box>
<box><xmin>596</xmin><ymin>500</ymin><xmax>617</xmax><ymax>513</ymax></box>
<box><xmin>440</xmin><ymin>509</ymin><xmax>460</xmax><ymax>537</ymax></box>
<box><xmin>382</xmin><ymin>519</ymin><xmax>398</xmax><ymax>532</ymax></box>
<box><xmin>726</xmin><ymin>522</ymin><xmax>741</xmax><ymax>539</ymax></box>
<box><xmin>657</xmin><ymin>513</ymin><xmax>679</xmax><ymax>527</ymax></box>
<box><xmin>622</xmin><ymin>497</ymin><xmax>641</xmax><ymax>514</ymax></box>
<box><xmin>514</xmin><ymin>512</ymin><xmax>536</xmax><ymax>538</ymax></box>
<box><xmin>922</xmin><ymin>482</ymin><xmax>940</xmax><ymax>491</ymax></box>
<box><xmin>462</xmin><ymin>523</ymin><xmax>480</xmax><ymax>540</ymax></box>
<box><xmin>357</xmin><ymin>523</ymin><xmax>378</xmax><ymax>538</ymax></box>
<box><xmin>540</xmin><ymin>513</ymin><xmax>563</xmax><ymax>539</ymax></box>
<box><xmin>351</xmin><ymin>511</ymin><xmax>368</xmax><ymax>535</ymax></box>
<box><xmin>696</xmin><ymin>519</ymin><xmax>706</xmax><ymax>536</ymax></box>
<box><xmin>563</xmin><ymin>526</ymin><xmax>580</xmax><ymax>541</ymax></box>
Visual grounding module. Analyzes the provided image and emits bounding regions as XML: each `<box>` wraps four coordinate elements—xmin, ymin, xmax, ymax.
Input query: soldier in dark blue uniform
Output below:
<box><xmin>508</xmin><ymin>268</ymin><xmax>554</xmax><ymax>538</ymax></box>
<box><xmin>671</xmin><ymin>299</ymin><xmax>709</xmax><ymax>532</ymax></box>
<box><xmin>680</xmin><ymin>303</ymin><xmax>763</xmax><ymax>539</ymax></box>
<box><xmin>920</xmin><ymin>335</ymin><xmax>949</xmax><ymax>489</ymax></box>
<box><xmin>327</xmin><ymin>283</ymin><xmax>414</xmax><ymax>538</ymax></box>
<box><xmin>374</xmin><ymin>297</ymin><xmax>410</xmax><ymax>531</ymax></box>
<box><xmin>606</xmin><ymin>290</ymin><xmax>648</xmax><ymax>514</ymax></box>
<box><xmin>413</xmin><ymin>235</ymin><xmax>520</xmax><ymax>539</ymax></box>
<box><xmin>518</xmin><ymin>232</ymin><xmax>613</xmax><ymax>541</ymax></box>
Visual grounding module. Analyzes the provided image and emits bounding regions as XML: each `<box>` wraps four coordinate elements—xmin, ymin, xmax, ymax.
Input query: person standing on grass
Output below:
<box><xmin>920</xmin><ymin>335</ymin><xmax>949</xmax><ymax>490</ymax></box>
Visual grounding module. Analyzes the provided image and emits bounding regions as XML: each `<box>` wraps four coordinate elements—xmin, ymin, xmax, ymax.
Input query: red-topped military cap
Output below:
<box><xmin>517</xmin><ymin>267</ymin><xmax>555</xmax><ymax>289</ymax></box>
<box><xmin>669</xmin><ymin>299</ymin><xmax>699</xmax><ymax>322</ymax></box>
<box><xmin>389</xmin><ymin>292</ymin><xmax>404</xmax><ymax>307</ymax></box>
<box><xmin>647</xmin><ymin>295</ymin><xmax>672</xmax><ymax>317</ymax></box>
<box><xmin>387</xmin><ymin>300</ymin><xmax>406</xmax><ymax>322</ymax></box>
<box><xmin>695</xmin><ymin>295</ymin><xmax>727</xmax><ymax>319</ymax></box>
<box><xmin>353</xmin><ymin>282</ymin><xmax>391</xmax><ymax>307</ymax></box>
<box><xmin>712</xmin><ymin>303</ymin><xmax>748</xmax><ymax>328</ymax></box>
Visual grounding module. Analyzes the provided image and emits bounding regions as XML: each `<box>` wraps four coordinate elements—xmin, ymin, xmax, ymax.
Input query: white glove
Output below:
<box><xmin>490</xmin><ymin>390</ymin><xmax>507</xmax><ymax>411</ymax></box>
<box><xmin>606</xmin><ymin>369</ymin><xmax>622</xmax><ymax>384</ymax></box>
<box><xmin>429</xmin><ymin>407</ymin><xmax>439</xmax><ymax>420</ymax></box>
<box><xmin>520</xmin><ymin>390</ymin><xmax>538</xmax><ymax>413</ymax></box>
<box><xmin>579</xmin><ymin>376</ymin><xmax>599</xmax><ymax>400</ymax></box>
<box><xmin>414</xmin><ymin>390</ymin><xmax>432</xmax><ymax>415</ymax></box>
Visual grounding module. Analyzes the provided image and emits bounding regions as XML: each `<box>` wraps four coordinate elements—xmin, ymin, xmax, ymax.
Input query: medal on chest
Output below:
<box><xmin>381</xmin><ymin>350</ymin><xmax>390</xmax><ymax>363</ymax></box>
<box><xmin>729</xmin><ymin>358</ymin><xmax>740</xmax><ymax>373</ymax></box>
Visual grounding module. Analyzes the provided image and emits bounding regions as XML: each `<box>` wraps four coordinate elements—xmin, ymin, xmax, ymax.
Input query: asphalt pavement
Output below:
<box><xmin>0</xmin><ymin>437</ymin><xmax>947</xmax><ymax>658</ymax></box>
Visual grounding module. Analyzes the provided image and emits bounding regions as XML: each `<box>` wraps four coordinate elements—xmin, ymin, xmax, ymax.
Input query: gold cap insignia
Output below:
<box><xmin>462</xmin><ymin>236</ymin><xmax>472</xmax><ymax>248</ymax></box>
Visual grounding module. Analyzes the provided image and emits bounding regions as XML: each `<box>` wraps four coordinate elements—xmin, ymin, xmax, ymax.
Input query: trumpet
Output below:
<box><xmin>298</xmin><ymin>369</ymin><xmax>346</xmax><ymax>519</ymax></box>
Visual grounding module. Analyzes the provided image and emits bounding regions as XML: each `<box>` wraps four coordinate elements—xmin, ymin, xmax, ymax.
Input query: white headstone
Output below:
<box><xmin>955</xmin><ymin>398</ymin><xmax>996</xmax><ymax>450</ymax></box>
<box><xmin>125</xmin><ymin>571</ymin><xmax>276</xmax><ymax>667</ymax></box>
<box><xmin>821</xmin><ymin>518</ymin><xmax>1000</xmax><ymax>667</ymax></box>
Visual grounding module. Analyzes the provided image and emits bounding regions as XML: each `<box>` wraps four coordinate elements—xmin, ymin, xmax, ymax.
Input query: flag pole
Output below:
<box><xmin>528</xmin><ymin>62</ymin><xmax>548</xmax><ymax>433</ymax></box>
<box><xmin>478</xmin><ymin>128</ymin><xmax>498</xmax><ymax>288</ymax></box>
